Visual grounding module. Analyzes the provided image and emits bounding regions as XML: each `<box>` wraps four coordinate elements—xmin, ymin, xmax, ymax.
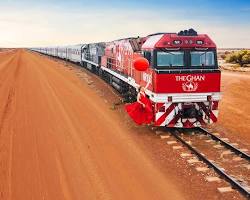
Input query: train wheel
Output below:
<box><xmin>125</xmin><ymin>86</ymin><xmax>137</xmax><ymax>103</ymax></box>
<box><xmin>98</xmin><ymin>68</ymin><xmax>103</xmax><ymax>78</ymax></box>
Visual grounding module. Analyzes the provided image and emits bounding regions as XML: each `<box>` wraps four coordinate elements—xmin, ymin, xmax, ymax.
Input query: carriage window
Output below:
<box><xmin>191</xmin><ymin>51</ymin><xmax>215</xmax><ymax>67</ymax></box>
<box><xmin>157</xmin><ymin>51</ymin><xmax>184</xmax><ymax>67</ymax></box>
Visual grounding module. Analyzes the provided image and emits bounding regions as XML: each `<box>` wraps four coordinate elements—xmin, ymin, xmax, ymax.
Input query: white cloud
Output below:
<box><xmin>0</xmin><ymin>6</ymin><xmax>249</xmax><ymax>48</ymax></box>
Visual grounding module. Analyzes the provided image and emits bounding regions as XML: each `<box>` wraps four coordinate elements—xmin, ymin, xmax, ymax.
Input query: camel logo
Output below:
<box><xmin>176</xmin><ymin>75</ymin><xmax>205</xmax><ymax>92</ymax></box>
<box><xmin>182</xmin><ymin>81</ymin><xmax>198</xmax><ymax>92</ymax></box>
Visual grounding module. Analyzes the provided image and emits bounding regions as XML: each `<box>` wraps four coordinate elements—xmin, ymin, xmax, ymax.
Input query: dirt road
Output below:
<box><xmin>0</xmin><ymin>49</ymin><xmax>185</xmax><ymax>200</ymax></box>
<box><xmin>214</xmin><ymin>71</ymin><xmax>250</xmax><ymax>145</ymax></box>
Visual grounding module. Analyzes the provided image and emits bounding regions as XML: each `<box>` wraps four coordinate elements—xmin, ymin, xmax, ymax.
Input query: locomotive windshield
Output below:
<box><xmin>191</xmin><ymin>51</ymin><xmax>215</xmax><ymax>67</ymax></box>
<box><xmin>157</xmin><ymin>51</ymin><xmax>184</xmax><ymax>67</ymax></box>
<box><xmin>155</xmin><ymin>50</ymin><xmax>217</xmax><ymax>69</ymax></box>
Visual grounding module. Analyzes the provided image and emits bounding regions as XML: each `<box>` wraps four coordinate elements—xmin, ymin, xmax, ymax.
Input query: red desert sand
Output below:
<box><xmin>0</xmin><ymin>49</ymin><xmax>248</xmax><ymax>200</ymax></box>
<box><xmin>0</xmin><ymin>49</ymin><xmax>184</xmax><ymax>200</ymax></box>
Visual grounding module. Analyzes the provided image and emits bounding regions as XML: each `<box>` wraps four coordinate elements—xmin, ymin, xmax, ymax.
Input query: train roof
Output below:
<box><xmin>142</xmin><ymin>29</ymin><xmax>216</xmax><ymax>49</ymax></box>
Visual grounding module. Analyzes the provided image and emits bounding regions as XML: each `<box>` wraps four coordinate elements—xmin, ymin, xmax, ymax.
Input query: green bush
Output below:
<box><xmin>225</xmin><ymin>50</ymin><xmax>250</xmax><ymax>67</ymax></box>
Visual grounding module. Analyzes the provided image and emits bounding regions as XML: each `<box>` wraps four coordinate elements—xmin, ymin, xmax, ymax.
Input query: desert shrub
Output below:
<box><xmin>225</xmin><ymin>50</ymin><xmax>250</xmax><ymax>67</ymax></box>
<box><xmin>221</xmin><ymin>54</ymin><xmax>226</xmax><ymax>59</ymax></box>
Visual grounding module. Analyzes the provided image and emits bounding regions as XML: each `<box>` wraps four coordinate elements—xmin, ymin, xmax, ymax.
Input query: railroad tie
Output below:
<box><xmin>180</xmin><ymin>153</ymin><xmax>192</xmax><ymax>158</ymax></box>
<box><xmin>217</xmin><ymin>187</ymin><xmax>233</xmax><ymax>193</ymax></box>
<box><xmin>160</xmin><ymin>135</ymin><xmax>170</xmax><ymax>139</ymax></box>
<box><xmin>206</xmin><ymin>176</ymin><xmax>221</xmax><ymax>182</ymax></box>
<box><xmin>187</xmin><ymin>158</ymin><xmax>200</xmax><ymax>164</ymax></box>
<box><xmin>196</xmin><ymin>167</ymin><xmax>209</xmax><ymax>172</ymax></box>
<box><xmin>167</xmin><ymin>141</ymin><xmax>177</xmax><ymax>145</ymax></box>
<box><xmin>172</xmin><ymin>146</ymin><xmax>183</xmax><ymax>150</ymax></box>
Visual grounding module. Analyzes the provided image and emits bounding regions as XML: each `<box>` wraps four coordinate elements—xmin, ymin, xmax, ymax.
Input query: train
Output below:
<box><xmin>30</xmin><ymin>29</ymin><xmax>221</xmax><ymax>128</ymax></box>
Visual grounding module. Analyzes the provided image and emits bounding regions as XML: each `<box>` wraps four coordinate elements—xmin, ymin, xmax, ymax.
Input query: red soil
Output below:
<box><xmin>0</xmin><ymin>49</ymin><xmax>184</xmax><ymax>200</ymax></box>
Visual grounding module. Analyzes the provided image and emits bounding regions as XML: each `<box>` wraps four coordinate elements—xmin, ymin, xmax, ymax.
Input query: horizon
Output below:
<box><xmin>0</xmin><ymin>0</ymin><xmax>250</xmax><ymax>48</ymax></box>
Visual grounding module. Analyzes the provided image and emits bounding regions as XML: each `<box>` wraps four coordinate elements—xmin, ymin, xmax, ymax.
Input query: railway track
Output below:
<box><xmin>170</xmin><ymin>128</ymin><xmax>250</xmax><ymax>198</ymax></box>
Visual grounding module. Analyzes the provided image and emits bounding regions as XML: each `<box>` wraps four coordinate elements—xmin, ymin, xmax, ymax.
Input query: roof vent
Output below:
<box><xmin>178</xmin><ymin>28</ymin><xmax>198</xmax><ymax>36</ymax></box>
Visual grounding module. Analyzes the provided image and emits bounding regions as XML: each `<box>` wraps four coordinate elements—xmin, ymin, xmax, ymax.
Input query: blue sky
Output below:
<box><xmin>0</xmin><ymin>0</ymin><xmax>249</xmax><ymax>47</ymax></box>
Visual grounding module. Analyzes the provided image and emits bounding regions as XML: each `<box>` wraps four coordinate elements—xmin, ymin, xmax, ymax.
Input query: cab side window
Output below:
<box><xmin>143</xmin><ymin>51</ymin><xmax>151</xmax><ymax>64</ymax></box>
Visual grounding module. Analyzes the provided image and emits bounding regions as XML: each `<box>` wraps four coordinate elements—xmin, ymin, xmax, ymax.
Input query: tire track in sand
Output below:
<box><xmin>0</xmin><ymin>51</ymin><xmax>20</xmax><ymax>133</ymax></box>
<box><xmin>0</xmin><ymin>50</ymin><xmax>21</xmax><ymax>199</ymax></box>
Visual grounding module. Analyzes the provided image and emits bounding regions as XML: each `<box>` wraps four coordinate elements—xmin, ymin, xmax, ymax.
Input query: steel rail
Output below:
<box><xmin>198</xmin><ymin>127</ymin><xmax>250</xmax><ymax>161</ymax></box>
<box><xmin>170</xmin><ymin>130</ymin><xmax>250</xmax><ymax>198</ymax></box>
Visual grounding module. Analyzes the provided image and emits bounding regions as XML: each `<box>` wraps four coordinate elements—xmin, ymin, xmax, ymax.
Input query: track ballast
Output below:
<box><xmin>170</xmin><ymin>128</ymin><xmax>250</xmax><ymax>198</ymax></box>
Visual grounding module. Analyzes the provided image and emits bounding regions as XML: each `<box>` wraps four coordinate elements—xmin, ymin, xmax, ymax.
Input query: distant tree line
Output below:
<box><xmin>224</xmin><ymin>50</ymin><xmax>250</xmax><ymax>67</ymax></box>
